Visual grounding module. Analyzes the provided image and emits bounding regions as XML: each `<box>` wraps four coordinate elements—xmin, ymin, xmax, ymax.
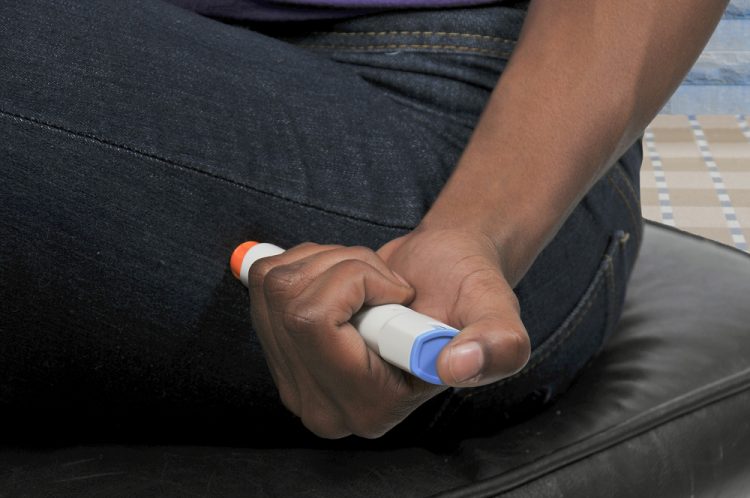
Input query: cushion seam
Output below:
<box><xmin>433</xmin><ymin>366</ymin><xmax>750</xmax><ymax>497</ymax></box>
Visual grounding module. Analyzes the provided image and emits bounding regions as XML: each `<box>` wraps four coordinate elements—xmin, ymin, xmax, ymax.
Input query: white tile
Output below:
<box><xmin>720</xmin><ymin>171</ymin><xmax>750</xmax><ymax>188</ymax></box>
<box><xmin>671</xmin><ymin>206</ymin><xmax>732</xmax><ymax>227</ymax></box>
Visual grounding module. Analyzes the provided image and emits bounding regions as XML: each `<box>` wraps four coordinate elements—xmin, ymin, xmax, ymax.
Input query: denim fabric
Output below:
<box><xmin>0</xmin><ymin>0</ymin><xmax>642</xmax><ymax>444</ymax></box>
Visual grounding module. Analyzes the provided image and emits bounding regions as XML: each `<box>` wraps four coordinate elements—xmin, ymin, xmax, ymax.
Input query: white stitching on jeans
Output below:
<box><xmin>299</xmin><ymin>43</ymin><xmax>512</xmax><ymax>57</ymax></box>
<box><xmin>308</xmin><ymin>31</ymin><xmax>516</xmax><ymax>44</ymax></box>
<box><xmin>0</xmin><ymin>108</ymin><xmax>416</xmax><ymax>231</ymax></box>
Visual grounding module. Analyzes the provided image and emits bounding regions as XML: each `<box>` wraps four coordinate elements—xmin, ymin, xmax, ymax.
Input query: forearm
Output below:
<box><xmin>420</xmin><ymin>0</ymin><xmax>727</xmax><ymax>285</ymax></box>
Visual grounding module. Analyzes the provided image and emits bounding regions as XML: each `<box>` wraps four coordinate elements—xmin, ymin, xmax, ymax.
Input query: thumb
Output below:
<box><xmin>437</xmin><ymin>271</ymin><xmax>531</xmax><ymax>387</ymax></box>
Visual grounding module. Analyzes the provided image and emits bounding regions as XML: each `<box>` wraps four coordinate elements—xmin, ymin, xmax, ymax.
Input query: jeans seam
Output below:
<box><xmin>298</xmin><ymin>43</ymin><xmax>512</xmax><ymax>57</ymax></box>
<box><xmin>607</xmin><ymin>172</ymin><xmax>642</xmax><ymax>246</ymax></box>
<box><xmin>612</xmin><ymin>162</ymin><xmax>641</xmax><ymax>211</ymax></box>
<box><xmin>605</xmin><ymin>252</ymin><xmax>617</xmax><ymax>338</ymax></box>
<box><xmin>0</xmin><ymin>107</ymin><xmax>416</xmax><ymax>231</ymax></box>
<box><xmin>308</xmin><ymin>31</ymin><xmax>517</xmax><ymax>44</ymax></box>
<box><xmin>496</xmin><ymin>254</ymin><xmax>610</xmax><ymax>384</ymax></box>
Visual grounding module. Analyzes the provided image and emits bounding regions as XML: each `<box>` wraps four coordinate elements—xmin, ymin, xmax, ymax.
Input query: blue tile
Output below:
<box><xmin>705</xmin><ymin>19</ymin><xmax>750</xmax><ymax>49</ymax></box>
<box><xmin>662</xmin><ymin>86</ymin><xmax>750</xmax><ymax>114</ymax></box>
<box><xmin>725</xmin><ymin>0</ymin><xmax>750</xmax><ymax>19</ymax></box>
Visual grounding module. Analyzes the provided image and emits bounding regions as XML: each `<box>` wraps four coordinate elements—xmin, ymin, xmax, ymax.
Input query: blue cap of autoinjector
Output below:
<box><xmin>409</xmin><ymin>327</ymin><xmax>459</xmax><ymax>385</ymax></box>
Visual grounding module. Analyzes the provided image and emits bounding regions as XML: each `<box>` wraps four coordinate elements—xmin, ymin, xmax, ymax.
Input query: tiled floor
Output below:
<box><xmin>641</xmin><ymin>114</ymin><xmax>750</xmax><ymax>252</ymax></box>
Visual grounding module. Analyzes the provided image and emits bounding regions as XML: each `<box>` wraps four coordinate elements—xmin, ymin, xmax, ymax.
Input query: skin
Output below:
<box><xmin>247</xmin><ymin>0</ymin><xmax>729</xmax><ymax>439</ymax></box>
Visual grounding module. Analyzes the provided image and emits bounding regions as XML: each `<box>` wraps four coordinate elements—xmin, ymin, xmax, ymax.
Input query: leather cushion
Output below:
<box><xmin>2</xmin><ymin>222</ymin><xmax>749</xmax><ymax>497</ymax></box>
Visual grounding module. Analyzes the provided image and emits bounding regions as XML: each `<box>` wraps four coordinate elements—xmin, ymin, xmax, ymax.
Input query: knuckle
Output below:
<box><xmin>352</xmin><ymin>425</ymin><xmax>388</xmax><ymax>439</ymax></box>
<box><xmin>507</xmin><ymin>291</ymin><xmax>522</xmax><ymax>314</ymax></box>
<box><xmin>281</xmin><ymin>299</ymin><xmax>327</xmax><ymax>333</ymax></box>
<box><xmin>346</xmin><ymin>412</ymin><xmax>390</xmax><ymax>439</ymax></box>
<box><xmin>255</xmin><ymin>258</ymin><xmax>277</xmax><ymax>278</ymax></box>
<box><xmin>344</xmin><ymin>245</ymin><xmax>377</xmax><ymax>263</ymax></box>
<box><xmin>331</xmin><ymin>258</ymin><xmax>368</xmax><ymax>278</ymax></box>
<box><xmin>458</xmin><ymin>267</ymin><xmax>504</xmax><ymax>301</ymax></box>
<box><xmin>263</xmin><ymin>265</ymin><xmax>302</xmax><ymax>299</ymax></box>
<box><xmin>505</xmin><ymin>328</ymin><xmax>531</xmax><ymax>373</ymax></box>
<box><xmin>278</xmin><ymin>386</ymin><xmax>301</xmax><ymax>415</ymax></box>
<box><xmin>248</xmin><ymin>258</ymin><xmax>276</xmax><ymax>290</ymax></box>
<box><xmin>302</xmin><ymin>409</ymin><xmax>350</xmax><ymax>440</ymax></box>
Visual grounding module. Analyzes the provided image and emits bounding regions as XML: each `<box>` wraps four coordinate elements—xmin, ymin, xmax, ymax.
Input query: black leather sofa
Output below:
<box><xmin>2</xmin><ymin>221</ymin><xmax>749</xmax><ymax>497</ymax></box>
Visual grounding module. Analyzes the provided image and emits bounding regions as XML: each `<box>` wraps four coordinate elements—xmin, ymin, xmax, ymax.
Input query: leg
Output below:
<box><xmin>0</xmin><ymin>0</ymin><xmax>641</xmax><ymax>444</ymax></box>
<box><xmin>0</xmin><ymin>0</ymin><xmax>462</xmax><ymax>444</ymax></box>
<box><xmin>267</xmin><ymin>10</ymin><xmax>644</xmax><ymax>440</ymax></box>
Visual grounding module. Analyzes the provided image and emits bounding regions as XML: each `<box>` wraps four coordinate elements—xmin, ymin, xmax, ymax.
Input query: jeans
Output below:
<box><xmin>0</xmin><ymin>0</ymin><xmax>643</xmax><ymax>444</ymax></box>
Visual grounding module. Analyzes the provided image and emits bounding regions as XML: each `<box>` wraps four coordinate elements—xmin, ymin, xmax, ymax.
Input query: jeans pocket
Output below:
<box><xmin>426</xmin><ymin>230</ymin><xmax>632</xmax><ymax>438</ymax></box>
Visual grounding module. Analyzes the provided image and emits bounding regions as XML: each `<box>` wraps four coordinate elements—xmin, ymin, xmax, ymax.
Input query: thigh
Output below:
<box><xmin>0</xmin><ymin>0</ymin><xmax>519</xmax><ymax>443</ymax></box>
<box><xmin>424</xmin><ymin>155</ymin><xmax>644</xmax><ymax>440</ymax></box>
<box><xmin>0</xmin><ymin>0</ymin><xmax>642</xmax><ymax>443</ymax></box>
<box><xmin>0</xmin><ymin>0</ymin><xmax>435</xmax><ymax>444</ymax></box>
<box><xmin>268</xmin><ymin>7</ymin><xmax>645</xmax><ymax>441</ymax></box>
<box><xmin>0</xmin><ymin>0</ymin><xmax>462</xmax><ymax>232</ymax></box>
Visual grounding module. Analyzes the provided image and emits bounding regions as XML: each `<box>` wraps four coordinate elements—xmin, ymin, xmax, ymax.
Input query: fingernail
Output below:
<box><xmin>448</xmin><ymin>342</ymin><xmax>484</xmax><ymax>383</ymax></box>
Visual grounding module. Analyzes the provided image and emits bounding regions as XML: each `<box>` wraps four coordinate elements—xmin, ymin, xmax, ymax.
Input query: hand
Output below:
<box><xmin>377</xmin><ymin>227</ymin><xmax>531</xmax><ymax>387</ymax></box>
<box><xmin>247</xmin><ymin>243</ymin><xmax>446</xmax><ymax>439</ymax></box>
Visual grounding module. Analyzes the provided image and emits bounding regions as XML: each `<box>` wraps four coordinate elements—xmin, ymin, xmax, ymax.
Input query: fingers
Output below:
<box><xmin>247</xmin><ymin>242</ymin><xmax>339</xmax><ymax>294</ymax></box>
<box><xmin>247</xmin><ymin>242</ymin><xmax>337</xmax><ymax>415</ymax></box>
<box><xmin>245</xmin><ymin>242</ymin><xmax>426</xmax><ymax>439</ymax></box>
<box><xmin>251</xmin><ymin>244</ymin><xmax>411</xmax><ymax>305</ymax></box>
<box><xmin>437</xmin><ymin>267</ymin><xmax>531</xmax><ymax>387</ymax></box>
<box><xmin>248</xmin><ymin>243</ymin><xmax>385</xmax><ymax>399</ymax></box>
<box><xmin>282</xmin><ymin>259</ymin><xmax>415</xmax><ymax>372</ymax></box>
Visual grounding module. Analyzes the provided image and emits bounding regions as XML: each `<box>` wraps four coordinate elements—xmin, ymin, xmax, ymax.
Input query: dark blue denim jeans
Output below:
<box><xmin>0</xmin><ymin>0</ymin><xmax>642</xmax><ymax>444</ymax></box>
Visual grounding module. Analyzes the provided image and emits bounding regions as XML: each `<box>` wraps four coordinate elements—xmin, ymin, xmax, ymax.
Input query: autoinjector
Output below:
<box><xmin>230</xmin><ymin>241</ymin><xmax>458</xmax><ymax>385</ymax></box>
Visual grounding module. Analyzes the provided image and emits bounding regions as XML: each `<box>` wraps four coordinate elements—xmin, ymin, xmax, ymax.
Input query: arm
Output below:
<box><xmin>248</xmin><ymin>0</ymin><xmax>727</xmax><ymax>439</ymax></box>
<box><xmin>382</xmin><ymin>0</ymin><xmax>728</xmax><ymax>390</ymax></box>
<box><xmin>420</xmin><ymin>0</ymin><xmax>729</xmax><ymax>285</ymax></box>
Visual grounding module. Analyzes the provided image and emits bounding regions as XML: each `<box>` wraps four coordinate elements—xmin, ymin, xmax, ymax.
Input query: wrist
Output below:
<box><xmin>418</xmin><ymin>156</ymin><xmax>575</xmax><ymax>287</ymax></box>
<box><xmin>419</xmin><ymin>137</ymin><xmax>583</xmax><ymax>286</ymax></box>
<box><xmin>415</xmin><ymin>212</ymin><xmax>542</xmax><ymax>288</ymax></box>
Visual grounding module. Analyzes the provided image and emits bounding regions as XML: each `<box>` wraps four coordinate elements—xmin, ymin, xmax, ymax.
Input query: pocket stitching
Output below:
<box><xmin>297</xmin><ymin>43</ymin><xmax>512</xmax><ymax>58</ymax></box>
<box><xmin>308</xmin><ymin>31</ymin><xmax>517</xmax><ymax>44</ymax></box>
<box><xmin>607</xmin><ymin>173</ymin><xmax>641</xmax><ymax>247</ymax></box>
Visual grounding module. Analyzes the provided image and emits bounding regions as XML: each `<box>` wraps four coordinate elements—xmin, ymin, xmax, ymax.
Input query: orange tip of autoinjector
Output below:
<box><xmin>230</xmin><ymin>241</ymin><xmax>259</xmax><ymax>280</ymax></box>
